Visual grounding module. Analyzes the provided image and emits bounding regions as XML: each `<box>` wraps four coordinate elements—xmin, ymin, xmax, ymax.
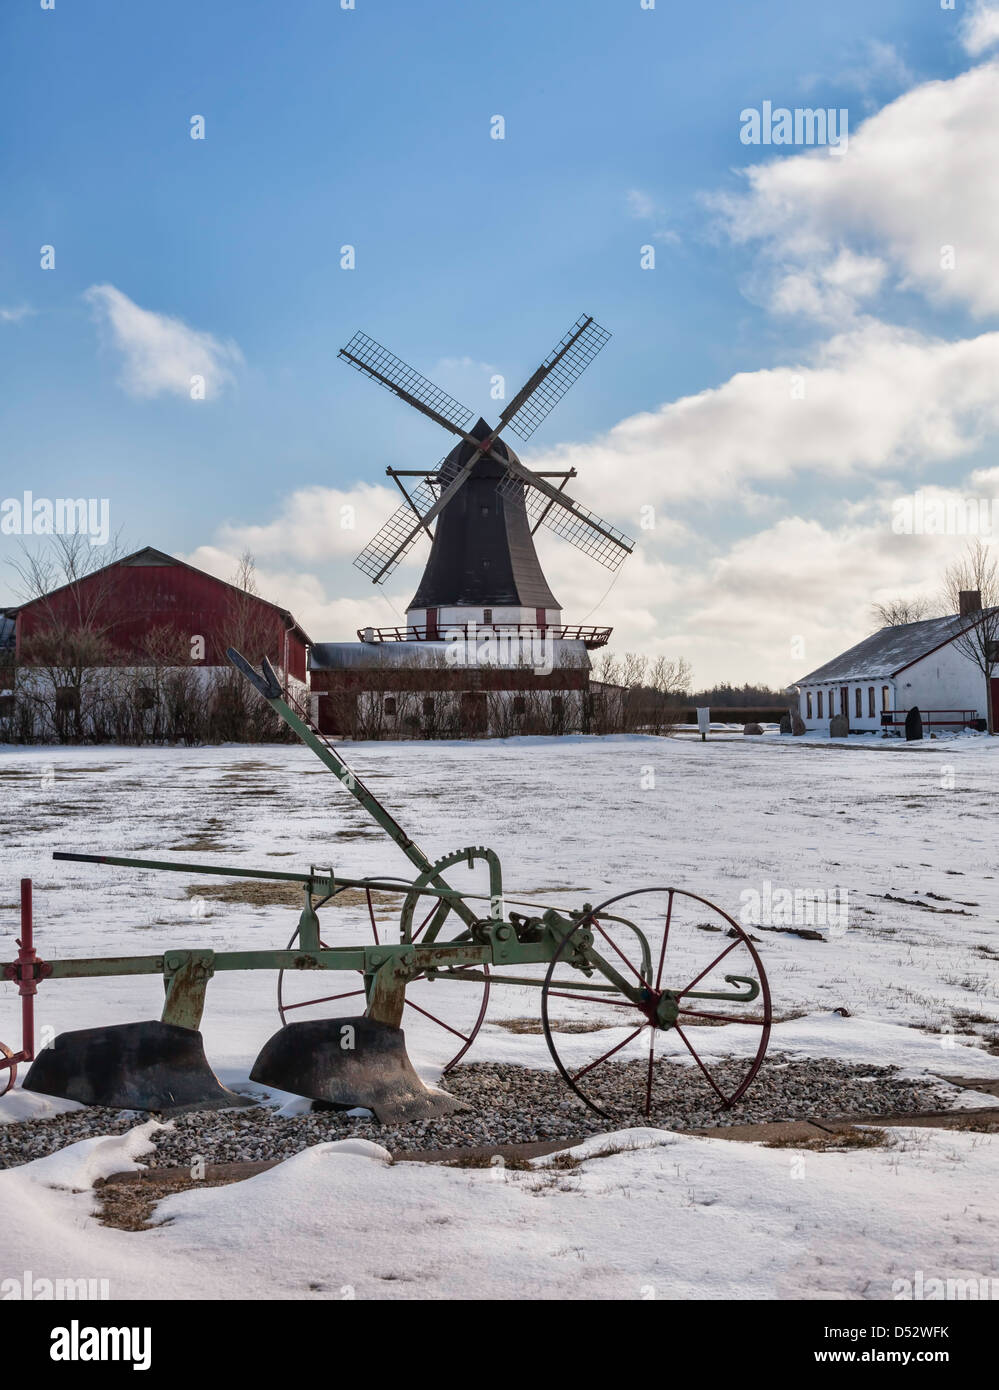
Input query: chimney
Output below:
<box><xmin>959</xmin><ymin>589</ymin><xmax>982</xmax><ymax>617</ymax></box>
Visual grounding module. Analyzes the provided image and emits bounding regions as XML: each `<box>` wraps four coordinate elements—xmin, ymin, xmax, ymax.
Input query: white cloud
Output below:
<box><xmin>712</xmin><ymin>60</ymin><xmax>999</xmax><ymax>318</ymax></box>
<box><xmin>0</xmin><ymin>305</ymin><xmax>35</xmax><ymax>323</ymax></box>
<box><xmin>84</xmin><ymin>284</ymin><xmax>243</xmax><ymax>399</ymax></box>
<box><xmin>211</xmin><ymin>481</ymin><xmax>408</xmax><ymax>563</ymax></box>
<box><xmin>182</xmin><ymin>545</ymin><xmax>412</xmax><ymax>642</ymax></box>
<box><xmin>769</xmin><ymin>250</ymin><xmax>887</xmax><ymax>322</ymax></box>
<box><xmin>961</xmin><ymin>1</ymin><xmax>999</xmax><ymax>56</ymax></box>
<box><xmin>585</xmin><ymin>501</ymin><xmax>997</xmax><ymax>688</ymax></box>
<box><xmin>836</xmin><ymin>39</ymin><xmax>915</xmax><ymax>99</ymax></box>
<box><xmin>524</xmin><ymin>323</ymin><xmax>999</xmax><ymax>515</ymax></box>
<box><xmin>182</xmin><ymin>479</ymin><xmax>436</xmax><ymax>638</ymax></box>
<box><xmin>434</xmin><ymin>356</ymin><xmax>495</xmax><ymax>373</ymax></box>
<box><xmin>626</xmin><ymin>189</ymin><xmax>656</xmax><ymax>219</ymax></box>
<box><xmin>625</xmin><ymin>188</ymin><xmax>679</xmax><ymax>245</ymax></box>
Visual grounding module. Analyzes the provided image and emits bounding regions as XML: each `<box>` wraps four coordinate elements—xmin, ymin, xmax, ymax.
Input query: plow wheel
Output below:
<box><xmin>277</xmin><ymin>887</ymin><xmax>490</xmax><ymax>1073</ymax></box>
<box><xmin>541</xmin><ymin>887</ymin><xmax>771</xmax><ymax>1120</ymax></box>
<box><xmin>0</xmin><ymin>1041</ymin><xmax>16</xmax><ymax>1098</ymax></box>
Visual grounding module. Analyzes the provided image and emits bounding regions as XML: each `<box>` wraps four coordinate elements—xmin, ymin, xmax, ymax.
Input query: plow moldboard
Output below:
<box><xmin>23</xmin><ymin>1020</ymin><xmax>255</xmax><ymax>1115</ymax></box>
<box><xmin>250</xmin><ymin>1017</ymin><xmax>470</xmax><ymax>1124</ymax></box>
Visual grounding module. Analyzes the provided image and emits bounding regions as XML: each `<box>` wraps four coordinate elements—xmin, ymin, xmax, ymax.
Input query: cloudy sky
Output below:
<box><xmin>2</xmin><ymin>0</ymin><xmax>998</xmax><ymax>688</ymax></box>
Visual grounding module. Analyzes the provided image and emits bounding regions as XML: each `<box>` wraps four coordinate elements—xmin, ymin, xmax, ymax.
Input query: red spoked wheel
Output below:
<box><xmin>541</xmin><ymin>886</ymin><xmax>771</xmax><ymax>1120</ymax></box>
<box><xmin>0</xmin><ymin>1041</ymin><xmax>16</xmax><ymax>1098</ymax></box>
<box><xmin>277</xmin><ymin>887</ymin><xmax>490</xmax><ymax>1073</ymax></box>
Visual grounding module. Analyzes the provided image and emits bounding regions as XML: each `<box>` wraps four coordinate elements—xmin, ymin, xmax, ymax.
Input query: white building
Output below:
<box><xmin>794</xmin><ymin>606</ymin><xmax>995</xmax><ymax>734</ymax></box>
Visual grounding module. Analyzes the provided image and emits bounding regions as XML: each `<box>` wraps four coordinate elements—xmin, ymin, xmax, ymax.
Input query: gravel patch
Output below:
<box><xmin>0</xmin><ymin>1056</ymin><xmax>959</xmax><ymax>1171</ymax></box>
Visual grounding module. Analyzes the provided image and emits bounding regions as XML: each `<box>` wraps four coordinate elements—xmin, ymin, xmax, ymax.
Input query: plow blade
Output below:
<box><xmin>250</xmin><ymin>1018</ymin><xmax>469</xmax><ymax>1125</ymax></box>
<box><xmin>23</xmin><ymin>1021</ymin><xmax>255</xmax><ymax>1115</ymax></box>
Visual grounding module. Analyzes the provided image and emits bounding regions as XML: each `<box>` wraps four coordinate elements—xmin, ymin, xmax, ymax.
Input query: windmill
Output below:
<box><xmin>339</xmin><ymin>314</ymin><xmax>633</xmax><ymax>646</ymax></box>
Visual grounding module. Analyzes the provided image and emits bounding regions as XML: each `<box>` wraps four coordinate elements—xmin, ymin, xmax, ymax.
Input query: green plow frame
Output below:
<box><xmin>1</xmin><ymin>650</ymin><xmax>771</xmax><ymax>1122</ymax></box>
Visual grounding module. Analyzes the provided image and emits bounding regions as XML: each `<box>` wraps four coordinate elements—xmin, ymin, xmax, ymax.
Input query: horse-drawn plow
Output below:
<box><xmin>1</xmin><ymin>650</ymin><xmax>772</xmax><ymax>1124</ymax></box>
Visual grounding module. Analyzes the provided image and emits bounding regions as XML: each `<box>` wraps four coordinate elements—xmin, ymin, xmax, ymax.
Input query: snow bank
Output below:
<box><xmin>23</xmin><ymin>1119</ymin><xmax>166</xmax><ymax>1190</ymax></box>
<box><xmin>2</xmin><ymin>1122</ymin><xmax>997</xmax><ymax>1299</ymax></box>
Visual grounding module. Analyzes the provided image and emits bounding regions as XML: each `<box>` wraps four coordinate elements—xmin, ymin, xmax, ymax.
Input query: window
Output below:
<box><xmin>422</xmin><ymin>697</ymin><xmax>434</xmax><ymax>716</ymax></box>
<box><xmin>806</xmin><ymin>691</ymin><xmax>813</xmax><ymax>719</ymax></box>
<box><xmin>513</xmin><ymin>696</ymin><xmax>526</xmax><ymax>715</ymax></box>
<box><xmin>855</xmin><ymin>687</ymin><xmax>862</xmax><ymax>718</ymax></box>
<box><xmin>881</xmin><ymin>686</ymin><xmax>891</xmax><ymax>712</ymax></box>
<box><xmin>136</xmin><ymin>686</ymin><xmax>156</xmax><ymax>711</ymax></box>
<box><xmin>0</xmin><ymin>694</ymin><xmax>14</xmax><ymax>718</ymax></box>
<box><xmin>817</xmin><ymin>690</ymin><xmax>823</xmax><ymax>718</ymax></box>
<box><xmin>840</xmin><ymin>687</ymin><xmax>848</xmax><ymax>716</ymax></box>
<box><xmin>868</xmin><ymin>686</ymin><xmax>875</xmax><ymax>718</ymax></box>
<box><xmin>383</xmin><ymin>697</ymin><xmax>397</xmax><ymax>716</ymax></box>
<box><xmin>55</xmin><ymin>687</ymin><xmax>80</xmax><ymax>713</ymax></box>
<box><xmin>482</xmin><ymin>609</ymin><xmax>493</xmax><ymax>624</ymax></box>
<box><xmin>552</xmin><ymin>695</ymin><xmax>564</xmax><ymax>717</ymax></box>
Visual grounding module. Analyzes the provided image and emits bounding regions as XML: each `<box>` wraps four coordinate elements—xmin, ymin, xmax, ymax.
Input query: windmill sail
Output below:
<box><xmin>353</xmin><ymin>479</ymin><xmax>440</xmax><ymax>582</ymax></box>
<box><xmin>495</xmin><ymin>471</ymin><xmax>633</xmax><ymax>570</ymax></box>
<box><xmin>497</xmin><ymin>315</ymin><xmax>611</xmax><ymax>443</ymax></box>
<box><xmin>338</xmin><ymin>332</ymin><xmax>475</xmax><ymax>434</ymax></box>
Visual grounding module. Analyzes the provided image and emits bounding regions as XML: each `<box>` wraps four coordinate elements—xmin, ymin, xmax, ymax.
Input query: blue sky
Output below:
<box><xmin>2</xmin><ymin>0</ymin><xmax>998</xmax><ymax>685</ymax></box>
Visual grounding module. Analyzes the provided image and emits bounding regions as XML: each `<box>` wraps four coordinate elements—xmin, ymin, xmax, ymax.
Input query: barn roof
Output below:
<box><xmin>14</xmin><ymin>546</ymin><xmax>313</xmax><ymax>646</ymax></box>
<box><xmin>794</xmin><ymin>610</ymin><xmax>995</xmax><ymax>685</ymax></box>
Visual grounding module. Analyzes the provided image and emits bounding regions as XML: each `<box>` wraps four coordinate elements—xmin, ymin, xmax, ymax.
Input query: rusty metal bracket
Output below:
<box><xmin>161</xmin><ymin>950</ymin><xmax>216</xmax><ymax>1031</ymax></box>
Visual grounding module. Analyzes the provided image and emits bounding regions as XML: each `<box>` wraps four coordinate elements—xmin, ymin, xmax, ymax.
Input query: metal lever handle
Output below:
<box><xmin>226</xmin><ymin>647</ymin><xmax>282</xmax><ymax>699</ymax></box>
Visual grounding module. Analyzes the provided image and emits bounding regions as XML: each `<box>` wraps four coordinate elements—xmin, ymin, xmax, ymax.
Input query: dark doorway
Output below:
<box><xmin>460</xmin><ymin>691</ymin><xmax>487</xmax><ymax>733</ymax></box>
<box><xmin>317</xmin><ymin>693</ymin><xmax>357</xmax><ymax>735</ymax></box>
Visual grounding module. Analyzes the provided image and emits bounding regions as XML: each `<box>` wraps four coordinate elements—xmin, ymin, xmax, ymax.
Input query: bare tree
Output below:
<box><xmin>214</xmin><ymin>552</ymin><xmax>293</xmax><ymax>741</ymax></box>
<box><xmin>941</xmin><ymin>545</ymin><xmax>998</xmax><ymax>729</ymax></box>
<box><xmin>645</xmin><ymin>655</ymin><xmax>692</xmax><ymax>734</ymax></box>
<box><xmin>940</xmin><ymin>541</ymin><xmax>999</xmax><ymax>732</ymax></box>
<box><xmin>870</xmin><ymin>596</ymin><xmax>933</xmax><ymax>628</ymax></box>
<box><xmin>7</xmin><ymin>534</ymin><xmax>126</xmax><ymax>741</ymax></box>
<box><xmin>231</xmin><ymin>550</ymin><xmax>259</xmax><ymax>596</ymax></box>
<box><xmin>589</xmin><ymin>649</ymin><xmax>690</xmax><ymax>734</ymax></box>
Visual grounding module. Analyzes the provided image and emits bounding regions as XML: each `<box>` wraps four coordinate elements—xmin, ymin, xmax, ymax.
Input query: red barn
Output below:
<box><xmin>12</xmin><ymin>546</ymin><xmax>310</xmax><ymax>685</ymax></box>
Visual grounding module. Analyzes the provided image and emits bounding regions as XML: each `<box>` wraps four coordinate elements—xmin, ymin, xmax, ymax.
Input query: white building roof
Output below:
<box><xmin>794</xmin><ymin>611</ymin><xmax>995</xmax><ymax>685</ymax></box>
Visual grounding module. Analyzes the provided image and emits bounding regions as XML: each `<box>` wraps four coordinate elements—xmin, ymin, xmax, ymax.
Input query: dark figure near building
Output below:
<box><xmin>905</xmin><ymin>706</ymin><xmax>923</xmax><ymax>741</ymax></box>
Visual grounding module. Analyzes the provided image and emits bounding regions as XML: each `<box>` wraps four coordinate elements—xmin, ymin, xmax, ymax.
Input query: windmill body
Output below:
<box><xmin>310</xmin><ymin>314</ymin><xmax>634</xmax><ymax>736</ymax></box>
<box><xmin>406</xmin><ymin>421</ymin><xmax>561</xmax><ymax>638</ymax></box>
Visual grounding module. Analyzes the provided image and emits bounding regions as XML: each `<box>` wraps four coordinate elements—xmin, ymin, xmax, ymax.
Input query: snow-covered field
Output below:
<box><xmin>1</xmin><ymin>733</ymin><xmax>997</xmax><ymax>1299</ymax></box>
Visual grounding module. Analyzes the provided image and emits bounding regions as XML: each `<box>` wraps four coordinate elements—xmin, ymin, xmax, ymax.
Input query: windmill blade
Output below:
<box><xmin>353</xmin><ymin>474</ymin><xmax>444</xmax><ymax>583</ymax></box>
<box><xmin>496</xmin><ymin>315</ymin><xmax>611</xmax><ymax>443</ymax></box>
<box><xmin>496</xmin><ymin>465</ymin><xmax>633</xmax><ymax>571</ymax></box>
<box><xmin>338</xmin><ymin>332</ymin><xmax>476</xmax><ymax>435</ymax></box>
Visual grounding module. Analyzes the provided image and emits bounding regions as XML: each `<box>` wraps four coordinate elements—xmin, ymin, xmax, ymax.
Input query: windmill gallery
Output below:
<box><xmin>309</xmin><ymin>314</ymin><xmax>636</xmax><ymax>738</ymax></box>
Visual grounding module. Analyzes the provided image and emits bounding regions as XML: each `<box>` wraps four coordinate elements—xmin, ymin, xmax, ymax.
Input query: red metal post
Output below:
<box><xmin>0</xmin><ymin>878</ymin><xmax>40</xmax><ymax>1091</ymax></box>
<box><xmin>18</xmin><ymin>878</ymin><xmax>36</xmax><ymax>1064</ymax></box>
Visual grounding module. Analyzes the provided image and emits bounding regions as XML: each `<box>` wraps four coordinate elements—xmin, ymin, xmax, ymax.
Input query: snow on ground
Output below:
<box><xmin>1</xmin><ymin>1122</ymin><xmax>996</xmax><ymax>1299</ymax></box>
<box><xmin>1</xmin><ymin>734</ymin><xmax>996</xmax><ymax>1087</ymax></box>
<box><xmin>0</xmin><ymin>734</ymin><xmax>997</xmax><ymax>1297</ymax></box>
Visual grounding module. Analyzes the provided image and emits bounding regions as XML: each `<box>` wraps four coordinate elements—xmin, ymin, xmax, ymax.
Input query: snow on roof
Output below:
<box><xmin>309</xmin><ymin>639</ymin><xmax>591</xmax><ymax>671</ymax></box>
<box><xmin>794</xmin><ymin>610</ymin><xmax>995</xmax><ymax>685</ymax></box>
